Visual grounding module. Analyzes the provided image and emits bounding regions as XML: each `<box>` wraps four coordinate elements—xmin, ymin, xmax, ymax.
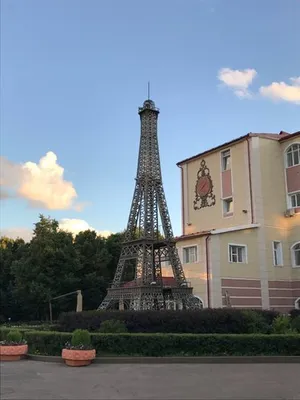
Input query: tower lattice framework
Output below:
<box><xmin>98</xmin><ymin>99</ymin><xmax>200</xmax><ymax>310</ymax></box>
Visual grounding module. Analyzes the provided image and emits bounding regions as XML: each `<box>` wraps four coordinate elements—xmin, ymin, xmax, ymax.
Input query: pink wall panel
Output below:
<box><xmin>222</xmin><ymin>170</ymin><xmax>232</xmax><ymax>198</ymax></box>
<box><xmin>222</xmin><ymin>297</ymin><xmax>262</xmax><ymax>306</ymax></box>
<box><xmin>286</xmin><ymin>165</ymin><xmax>300</xmax><ymax>193</ymax></box>
<box><xmin>269</xmin><ymin>297</ymin><xmax>294</xmax><ymax>306</ymax></box>
<box><xmin>268</xmin><ymin>280</ymin><xmax>292</xmax><ymax>289</ymax></box>
<box><xmin>221</xmin><ymin>279</ymin><xmax>261</xmax><ymax>288</ymax></box>
<box><xmin>222</xmin><ymin>288</ymin><xmax>261</xmax><ymax>297</ymax></box>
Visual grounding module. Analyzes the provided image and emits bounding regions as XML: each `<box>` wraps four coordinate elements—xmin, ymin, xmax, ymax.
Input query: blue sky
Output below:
<box><xmin>1</xmin><ymin>0</ymin><xmax>299</xmax><ymax>239</ymax></box>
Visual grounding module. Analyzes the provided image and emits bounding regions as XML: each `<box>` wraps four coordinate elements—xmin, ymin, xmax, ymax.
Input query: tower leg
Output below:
<box><xmin>98</xmin><ymin>295</ymin><xmax>115</xmax><ymax>310</ymax></box>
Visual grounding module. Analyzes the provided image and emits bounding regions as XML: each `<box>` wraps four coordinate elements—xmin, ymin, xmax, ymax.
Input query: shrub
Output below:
<box><xmin>7</xmin><ymin>330</ymin><xmax>300</xmax><ymax>356</ymax></box>
<box><xmin>69</xmin><ymin>329</ymin><xmax>92</xmax><ymax>349</ymax></box>
<box><xmin>241</xmin><ymin>310</ymin><xmax>270</xmax><ymax>334</ymax></box>
<box><xmin>99</xmin><ymin>320</ymin><xmax>128</xmax><ymax>333</ymax></box>
<box><xmin>291</xmin><ymin>316</ymin><xmax>300</xmax><ymax>333</ymax></box>
<box><xmin>2</xmin><ymin>330</ymin><xmax>25</xmax><ymax>345</ymax></box>
<box><xmin>58</xmin><ymin>309</ymin><xmax>278</xmax><ymax>334</ymax></box>
<box><xmin>271</xmin><ymin>315</ymin><xmax>294</xmax><ymax>334</ymax></box>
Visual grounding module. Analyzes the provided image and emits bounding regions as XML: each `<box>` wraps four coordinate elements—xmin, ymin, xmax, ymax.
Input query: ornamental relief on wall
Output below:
<box><xmin>193</xmin><ymin>159</ymin><xmax>216</xmax><ymax>210</ymax></box>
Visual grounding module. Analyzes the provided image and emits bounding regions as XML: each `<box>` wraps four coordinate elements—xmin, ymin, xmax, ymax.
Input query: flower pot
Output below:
<box><xmin>0</xmin><ymin>344</ymin><xmax>28</xmax><ymax>361</ymax></box>
<box><xmin>62</xmin><ymin>348</ymin><xmax>96</xmax><ymax>367</ymax></box>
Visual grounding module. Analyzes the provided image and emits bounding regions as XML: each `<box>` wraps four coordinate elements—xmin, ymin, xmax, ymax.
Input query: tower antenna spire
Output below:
<box><xmin>147</xmin><ymin>81</ymin><xmax>150</xmax><ymax>99</ymax></box>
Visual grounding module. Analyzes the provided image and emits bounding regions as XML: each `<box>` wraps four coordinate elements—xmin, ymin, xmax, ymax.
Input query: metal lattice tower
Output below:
<box><xmin>98</xmin><ymin>99</ymin><xmax>201</xmax><ymax>311</ymax></box>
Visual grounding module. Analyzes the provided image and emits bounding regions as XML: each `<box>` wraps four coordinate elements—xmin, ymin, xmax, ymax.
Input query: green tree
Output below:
<box><xmin>0</xmin><ymin>215</ymin><xmax>124</xmax><ymax>321</ymax></box>
<box><xmin>0</xmin><ymin>237</ymin><xmax>28</xmax><ymax>321</ymax></box>
<box><xmin>73</xmin><ymin>230</ymin><xmax>112</xmax><ymax>310</ymax></box>
<box><xmin>12</xmin><ymin>215</ymin><xmax>81</xmax><ymax>320</ymax></box>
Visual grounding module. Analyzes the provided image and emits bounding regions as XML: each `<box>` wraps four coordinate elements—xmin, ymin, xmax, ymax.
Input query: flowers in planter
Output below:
<box><xmin>0</xmin><ymin>330</ymin><xmax>28</xmax><ymax>361</ymax></box>
<box><xmin>62</xmin><ymin>329</ymin><xmax>96</xmax><ymax>367</ymax></box>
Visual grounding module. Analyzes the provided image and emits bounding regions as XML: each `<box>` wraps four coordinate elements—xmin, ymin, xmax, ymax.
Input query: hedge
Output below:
<box><xmin>58</xmin><ymin>309</ymin><xmax>279</xmax><ymax>334</ymax></box>
<box><xmin>1</xmin><ymin>329</ymin><xmax>299</xmax><ymax>356</ymax></box>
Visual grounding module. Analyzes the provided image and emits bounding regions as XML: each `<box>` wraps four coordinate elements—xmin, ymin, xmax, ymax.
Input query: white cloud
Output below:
<box><xmin>59</xmin><ymin>218</ymin><xmax>112</xmax><ymax>238</ymax></box>
<box><xmin>1</xmin><ymin>219</ymin><xmax>112</xmax><ymax>242</ymax></box>
<box><xmin>0</xmin><ymin>227</ymin><xmax>33</xmax><ymax>242</ymax></box>
<box><xmin>218</xmin><ymin>68</ymin><xmax>257</xmax><ymax>98</ymax></box>
<box><xmin>259</xmin><ymin>76</ymin><xmax>300</xmax><ymax>105</ymax></box>
<box><xmin>0</xmin><ymin>151</ymin><xmax>84</xmax><ymax>210</ymax></box>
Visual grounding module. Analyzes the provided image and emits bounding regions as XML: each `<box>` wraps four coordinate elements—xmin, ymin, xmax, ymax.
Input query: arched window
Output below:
<box><xmin>286</xmin><ymin>143</ymin><xmax>300</xmax><ymax>167</ymax></box>
<box><xmin>193</xmin><ymin>295</ymin><xmax>204</xmax><ymax>309</ymax></box>
<box><xmin>295</xmin><ymin>298</ymin><xmax>300</xmax><ymax>310</ymax></box>
<box><xmin>291</xmin><ymin>242</ymin><xmax>300</xmax><ymax>267</ymax></box>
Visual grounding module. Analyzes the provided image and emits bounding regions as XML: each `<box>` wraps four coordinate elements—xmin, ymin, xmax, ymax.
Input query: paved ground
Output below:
<box><xmin>1</xmin><ymin>360</ymin><xmax>300</xmax><ymax>400</ymax></box>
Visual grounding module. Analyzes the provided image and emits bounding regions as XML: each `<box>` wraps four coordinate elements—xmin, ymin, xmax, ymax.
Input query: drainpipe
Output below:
<box><xmin>246</xmin><ymin>137</ymin><xmax>255</xmax><ymax>224</ymax></box>
<box><xmin>205</xmin><ymin>235</ymin><xmax>211</xmax><ymax>308</ymax></box>
<box><xmin>179</xmin><ymin>166</ymin><xmax>185</xmax><ymax>234</ymax></box>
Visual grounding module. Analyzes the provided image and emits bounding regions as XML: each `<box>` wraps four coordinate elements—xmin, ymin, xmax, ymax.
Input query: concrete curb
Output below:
<box><xmin>26</xmin><ymin>354</ymin><xmax>300</xmax><ymax>364</ymax></box>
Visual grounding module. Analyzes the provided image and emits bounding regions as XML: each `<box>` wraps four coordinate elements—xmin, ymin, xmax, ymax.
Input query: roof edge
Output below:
<box><xmin>175</xmin><ymin>231</ymin><xmax>211</xmax><ymax>241</ymax></box>
<box><xmin>176</xmin><ymin>131</ymin><xmax>298</xmax><ymax>166</ymax></box>
<box><xmin>177</xmin><ymin>134</ymin><xmax>250</xmax><ymax>166</ymax></box>
<box><xmin>279</xmin><ymin>131</ymin><xmax>300</xmax><ymax>142</ymax></box>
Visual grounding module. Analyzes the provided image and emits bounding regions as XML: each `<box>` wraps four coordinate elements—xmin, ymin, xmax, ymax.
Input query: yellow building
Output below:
<box><xmin>174</xmin><ymin>131</ymin><xmax>300</xmax><ymax>312</ymax></box>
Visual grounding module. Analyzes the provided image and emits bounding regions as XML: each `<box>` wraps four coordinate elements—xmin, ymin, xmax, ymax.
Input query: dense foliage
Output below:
<box><xmin>0</xmin><ymin>329</ymin><xmax>299</xmax><ymax>356</ymax></box>
<box><xmin>64</xmin><ymin>329</ymin><xmax>93</xmax><ymax>350</ymax></box>
<box><xmin>58</xmin><ymin>309</ymin><xmax>280</xmax><ymax>334</ymax></box>
<box><xmin>0</xmin><ymin>215</ymin><xmax>123</xmax><ymax>322</ymax></box>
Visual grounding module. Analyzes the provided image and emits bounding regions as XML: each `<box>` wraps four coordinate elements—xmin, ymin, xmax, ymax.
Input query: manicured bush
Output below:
<box><xmin>71</xmin><ymin>329</ymin><xmax>91</xmax><ymax>348</ymax></box>
<box><xmin>58</xmin><ymin>309</ymin><xmax>279</xmax><ymax>334</ymax></box>
<box><xmin>0</xmin><ymin>328</ymin><xmax>29</xmax><ymax>341</ymax></box>
<box><xmin>0</xmin><ymin>323</ymin><xmax>59</xmax><ymax>331</ymax></box>
<box><xmin>99</xmin><ymin>320</ymin><xmax>128</xmax><ymax>333</ymax></box>
<box><xmin>3</xmin><ymin>330</ymin><xmax>299</xmax><ymax>356</ymax></box>
<box><xmin>6</xmin><ymin>330</ymin><xmax>23</xmax><ymax>344</ymax></box>
<box><xmin>7</xmin><ymin>330</ymin><xmax>22</xmax><ymax>342</ymax></box>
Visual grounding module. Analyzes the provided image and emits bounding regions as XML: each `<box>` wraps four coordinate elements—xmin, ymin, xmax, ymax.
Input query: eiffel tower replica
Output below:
<box><xmin>98</xmin><ymin>97</ymin><xmax>200</xmax><ymax>311</ymax></box>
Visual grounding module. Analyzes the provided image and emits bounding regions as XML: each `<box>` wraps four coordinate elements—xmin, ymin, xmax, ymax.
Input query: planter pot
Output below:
<box><xmin>62</xmin><ymin>348</ymin><xmax>96</xmax><ymax>367</ymax></box>
<box><xmin>0</xmin><ymin>344</ymin><xmax>28</xmax><ymax>361</ymax></box>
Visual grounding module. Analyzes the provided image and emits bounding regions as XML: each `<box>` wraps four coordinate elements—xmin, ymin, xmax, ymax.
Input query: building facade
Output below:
<box><xmin>168</xmin><ymin>131</ymin><xmax>300</xmax><ymax>312</ymax></box>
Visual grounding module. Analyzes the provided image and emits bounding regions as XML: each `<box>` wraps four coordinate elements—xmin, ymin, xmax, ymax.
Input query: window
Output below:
<box><xmin>289</xmin><ymin>192</ymin><xmax>300</xmax><ymax>208</ymax></box>
<box><xmin>221</xmin><ymin>149</ymin><xmax>231</xmax><ymax>171</ymax></box>
<box><xmin>183</xmin><ymin>246</ymin><xmax>197</xmax><ymax>263</ymax></box>
<box><xmin>295</xmin><ymin>298</ymin><xmax>300</xmax><ymax>310</ymax></box>
<box><xmin>272</xmin><ymin>241</ymin><xmax>283</xmax><ymax>266</ymax></box>
<box><xmin>291</xmin><ymin>242</ymin><xmax>300</xmax><ymax>267</ymax></box>
<box><xmin>229</xmin><ymin>244</ymin><xmax>247</xmax><ymax>263</ymax></box>
<box><xmin>223</xmin><ymin>198</ymin><xmax>233</xmax><ymax>215</ymax></box>
<box><xmin>286</xmin><ymin>144</ymin><xmax>300</xmax><ymax>167</ymax></box>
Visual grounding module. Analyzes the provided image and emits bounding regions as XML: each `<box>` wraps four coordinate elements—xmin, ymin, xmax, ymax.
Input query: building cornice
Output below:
<box><xmin>211</xmin><ymin>223</ymin><xmax>260</xmax><ymax>235</ymax></box>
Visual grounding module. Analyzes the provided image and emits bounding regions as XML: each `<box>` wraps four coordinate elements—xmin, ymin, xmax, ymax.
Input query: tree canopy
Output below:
<box><xmin>0</xmin><ymin>215</ymin><xmax>123</xmax><ymax>322</ymax></box>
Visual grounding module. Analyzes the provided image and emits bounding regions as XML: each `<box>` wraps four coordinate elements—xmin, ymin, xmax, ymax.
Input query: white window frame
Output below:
<box><xmin>291</xmin><ymin>242</ymin><xmax>300</xmax><ymax>268</ymax></box>
<box><xmin>182</xmin><ymin>245</ymin><xmax>198</xmax><ymax>264</ymax></box>
<box><xmin>295</xmin><ymin>298</ymin><xmax>300</xmax><ymax>310</ymax></box>
<box><xmin>228</xmin><ymin>243</ymin><xmax>248</xmax><ymax>264</ymax></box>
<box><xmin>272</xmin><ymin>241</ymin><xmax>283</xmax><ymax>267</ymax></box>
<box><xmin>223</xmin><ymin>197</ymin><xmax>233</xmax><ymax>216</ymax></box>
<box><xmin>285</xmin><ymin>143</ymin><xmax>300</xmax><ymax>168</ymax></box>
<box><xmin>289</xmin><ymin>191</ymin><xmax>300</xmax><ymax>209</ymax></box>
<box><xmin>221</xmin><ymin>149</ymin><xmax>231</xmax><ymax>171</ymax></box>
